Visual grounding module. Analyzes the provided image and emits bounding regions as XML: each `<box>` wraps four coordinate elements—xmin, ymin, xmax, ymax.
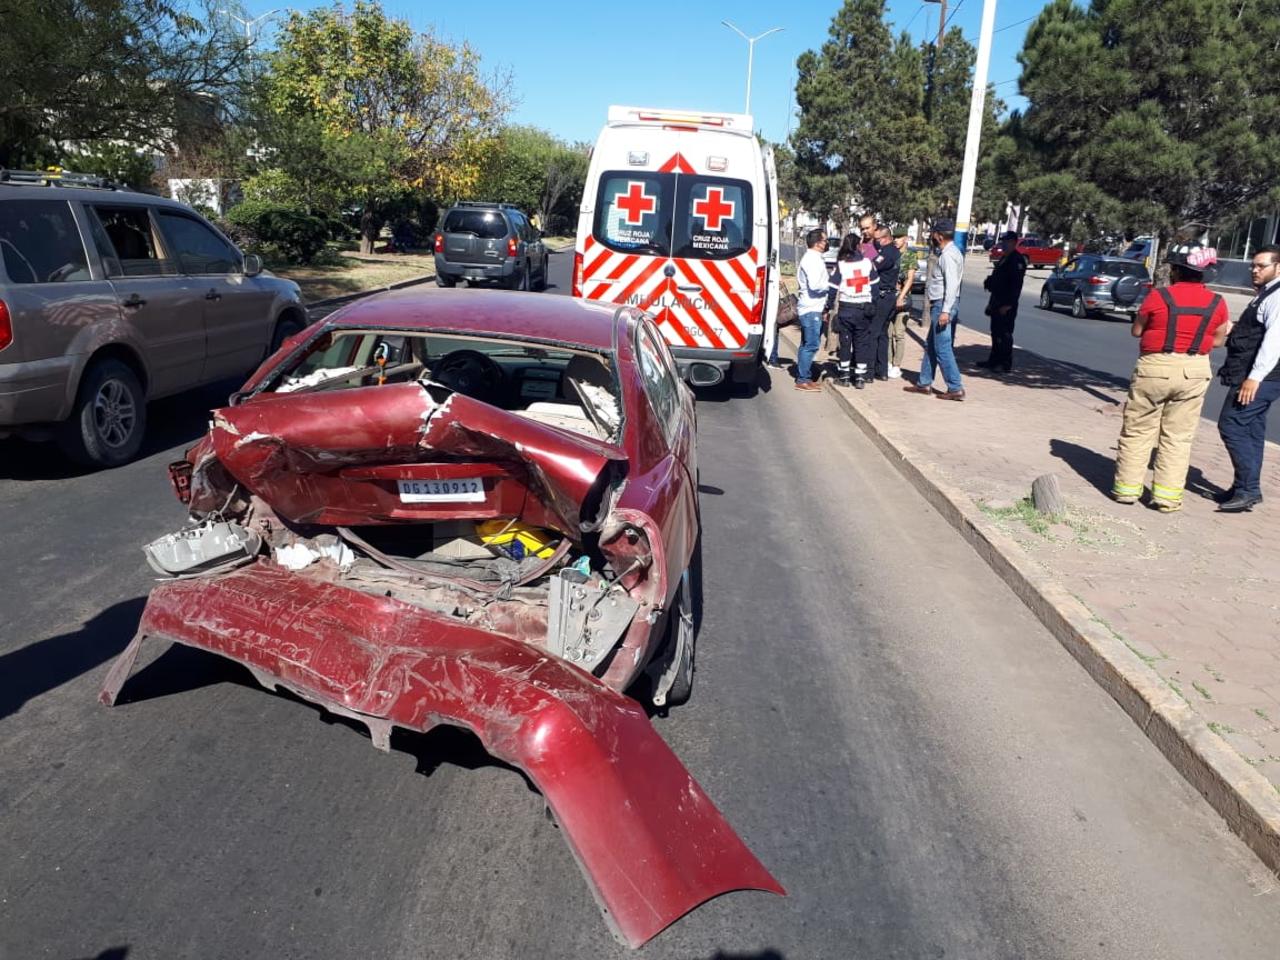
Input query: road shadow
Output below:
<box><xmin>0</xmin><ymin>598</ymin><xmax>144</xmax><ymax>721</ymax></box>
<box><xmin>697</xmin><ymin>952</ymin><xmax>785</xmax><ymax>960</ymax></box>
<box><xmin>73</xmin><ymin>950</ymin><xmax>128</xmax><ymax>960</ymax></box>
<box><xmin>0</xmin><ymin>377</ymin><xmax>238</xmax><ymax>481</ymax></box>
<box><xmin>1048</xmin><ymin>438</ymin><xmax>1116</xmax><ymax>497</ymax></box>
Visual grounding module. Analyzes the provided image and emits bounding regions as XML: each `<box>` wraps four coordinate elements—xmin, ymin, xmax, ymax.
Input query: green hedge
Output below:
<box><xmin>225</xmin><ymin>201</ymin><xmax>330</xmax><ymax>265</ymax></box>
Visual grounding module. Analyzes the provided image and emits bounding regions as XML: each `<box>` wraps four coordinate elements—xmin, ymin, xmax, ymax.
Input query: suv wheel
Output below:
<box><xmin>511</xmin><ymin>261</ymin><xmax>530</xmax><ymax>291</ymax></box>
<box><xmin>1071</xmin><ymin>293</ymin><xmax>1088</xmax><ymax>318</ymax></box>
<box><xmin>1039</xmin><ymin>287</ymin><xmax>1053</xmax><ymax>310</ymax></box>
<box><xmin>533</xmin><ymin>256</ymin><xmax>548</xmax><ymax>291</ymax></box>
<box><xmin>270</xmin><ymin>317</ymin><xmax>305</xmax><ymax>354</ymax></box>
<box><xmin>58</xmin><ymin>359</ymin><xmax>146</xmax><ymax>468</ymax></box>
<box><xmin>436</xmin><ymin>273</ymin><xmax>457</xmax><ymax>288</ymax></box>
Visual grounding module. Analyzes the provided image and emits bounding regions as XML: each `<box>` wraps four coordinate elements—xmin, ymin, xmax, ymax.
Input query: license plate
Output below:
<box><xmin>397</xmin><ymin>478</ymin><xmax>485</xmax><ymax>503</ymax></box>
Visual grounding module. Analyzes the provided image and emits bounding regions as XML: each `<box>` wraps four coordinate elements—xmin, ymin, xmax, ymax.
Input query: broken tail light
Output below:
<box><xmin>572</xmin><ymin>251</ymin><xmax>584</xmax><ymax>298</ymax></box>
<box><xmin>0</xmin><ymin>300</ymin><xmax>11</xmax><ymax>352</ymax></box>
<box><xmin>168</xmin><ymin>459</ymin><xmax>193</xmax><ymax>504</ymax></box>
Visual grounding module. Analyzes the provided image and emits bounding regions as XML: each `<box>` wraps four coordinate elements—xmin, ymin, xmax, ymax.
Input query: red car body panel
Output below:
<box><xmin>99</xmin><ymin>565</ymin><xmax>783</xmax><ymax>947</ymax></box>
<box><xmin>988</xmin><ymin>238</ymin><xmax>1062</xmax><ymax>267</ymax></box>
<box><xmin>100</xmin><ymin>290</ymin><xmax>779</xmax><ymax>946</ymax></box>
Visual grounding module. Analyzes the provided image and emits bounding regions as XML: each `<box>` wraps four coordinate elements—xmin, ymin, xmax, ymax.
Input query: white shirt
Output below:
<box><xmin>796</xmin><ymin>249</ymin><xmax>829</xmax><ymax>313</ymax></box>
<box><xmin>833</xmin><ymin>258</ymin><xmax>876</xmax><ymax>304</ymax></box>
<box><xmin>1247</xmin><ymin>276</ymin><xmax>1280</xmax><ymax>381</ymax></box>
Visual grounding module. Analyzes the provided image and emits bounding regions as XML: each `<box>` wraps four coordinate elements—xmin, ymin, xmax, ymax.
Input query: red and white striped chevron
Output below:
<box><xmin>578</xmin><ymin>235</ymin><xmax>761</xmax><ymax>350</ymax></box>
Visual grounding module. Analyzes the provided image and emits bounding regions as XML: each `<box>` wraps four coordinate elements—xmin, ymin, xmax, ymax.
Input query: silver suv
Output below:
<box><xmin>0</xmin><ymin>170</ymin><xmax>307</xmax><ymax>467</ymax></box>
<box><xmin>433</xmin><ymin>201</ymin><xmax>548</xmax><ymax>290</ymax></box>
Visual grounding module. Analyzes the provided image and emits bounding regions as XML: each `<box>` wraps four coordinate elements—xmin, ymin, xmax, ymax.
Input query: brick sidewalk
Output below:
<box><xmin>804</xmin><ymin>318</ymin><xmax>1280</xmax><ymax>788</ymax></box>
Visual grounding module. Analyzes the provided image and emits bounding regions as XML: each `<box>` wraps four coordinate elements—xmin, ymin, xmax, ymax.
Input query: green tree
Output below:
<box><xmin>263</xmin><ymin>1</ymin><xmax>507</xmax><ymax>252</ymax></box>
<box><xmin>1016</xmin><ymin>0</ymin><xmax>1280</xmax><ymax>242</ymax></box>
<box><xmin>472</xmin><ymin>126</ymin><xmax>588</xmax><ymax>232</ymax></box>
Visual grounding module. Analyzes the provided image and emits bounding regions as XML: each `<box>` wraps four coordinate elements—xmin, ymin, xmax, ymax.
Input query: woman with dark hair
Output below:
<box><xmin>831</xmin><ymin>232</ymin><xmax>878</xmax><ymax>388</ymax></box>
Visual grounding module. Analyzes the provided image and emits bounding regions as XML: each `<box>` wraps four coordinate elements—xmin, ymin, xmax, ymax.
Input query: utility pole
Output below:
<box><xmin>217</xmin><ymin>8</ymin><xmax>281</xmax><ymax>44</ymax></box>
<box><xmin>722</xmin><ymin>21</ymin><xmax>784</xmax><ymax>117</ymax></box>
<box><xmin>954</xmin><ymin>0</ymin><xmax>997</xmax><ymax>254</ymax></box>
<box><xmin>936</xmin><ymin>0</ymin><xmax>948</xmax><ymax>50</ymax></box>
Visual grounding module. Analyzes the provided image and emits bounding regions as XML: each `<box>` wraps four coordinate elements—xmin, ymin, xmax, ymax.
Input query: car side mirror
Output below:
<box><xmin>242</xmin><ymin>253</ymin><xmax>263</xmax><ymax>277</ymax></box>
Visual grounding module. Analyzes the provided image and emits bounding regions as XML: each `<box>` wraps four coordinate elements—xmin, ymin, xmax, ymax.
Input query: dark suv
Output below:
<box><xmin>1039</xmin><ymin>255</ymin><xmax>1152</xmax><ymax>319</ymax></box>
<box><xmin>433</xmin><ymin>202</ymin><xmax>548</xmax><ymax>291</ymax></box>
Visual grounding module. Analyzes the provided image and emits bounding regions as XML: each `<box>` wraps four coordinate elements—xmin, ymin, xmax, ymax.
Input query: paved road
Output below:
<box><xmin>3</xmin><ymin>251</ymin><xmax>1279</xmax><ymax>958</ymax></box>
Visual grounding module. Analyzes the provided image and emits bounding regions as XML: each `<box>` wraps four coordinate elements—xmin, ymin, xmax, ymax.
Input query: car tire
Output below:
<box><xmin>436</xmin><ymin>273</ymin><xmax>457</xmax><ymax>288</ymax></box>
<box><xmin>1039</xmin><ymin>287</ymin><xmax>1053</xmax><ymax>310</ymax></box>
<box><xmin>270</xmin><ymin>316</ymin><xmax>305</xmax><ymax>354</ymax></box>
<box><xmin>1071</xmin><ymin>293</ymin><xmax>1087</xmax><ymax>318</ymax></box>
<box><xmin>533</xmin><ymin>256</ymin><xmax>548</xmax><ymax>291</ymax></box>
<box><xmin>57</xmin><ymin>358</ymin><xmax>146</xmax><ymax>468</ymax></box>
<box><xmin>518</xmin><ymin>261</ymin><xmax>531</xmax><ymax>291</ymax></box>
<box><xmin>657</xmin><ymin>569</ymin><xmax>696</xmax><ymax>707</ymax></box>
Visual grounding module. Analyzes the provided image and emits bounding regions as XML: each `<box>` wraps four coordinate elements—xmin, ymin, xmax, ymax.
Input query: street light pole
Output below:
<box><xmin>721</xmin><ymin>21</ymin><xmax>784</xmax><ymax>117</ymax></box>
<box><xmin>954</xmin><ymin>0</ymin><xmax>998</xmax><ymax>254</ymax></box>
<box><xmin>217</xmin><ymin>8</ymin><xmax>282</xmax><ymax>43</ymax></box>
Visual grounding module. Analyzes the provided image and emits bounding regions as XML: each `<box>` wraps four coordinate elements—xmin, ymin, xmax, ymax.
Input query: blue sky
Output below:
<box><xmin>277</xmin><ymin>0</ymin><xmax>1051</xmax><ymax>146</ymax></box>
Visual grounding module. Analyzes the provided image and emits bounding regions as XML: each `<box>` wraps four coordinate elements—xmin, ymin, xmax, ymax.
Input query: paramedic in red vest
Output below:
<box><xmin>1111</xmin><ymin>242</ymin><xmax>1229</xmax><ymax>512</ymax></box>
<box><xmin>832</xmin><ymin>233</ymin><xmax>878</xmax><ymax>389</ymax></box>
<box><xmin>1215</xmin><ymin>244</ymin><xmax>1280</xmax><ymax>512</ymax></box>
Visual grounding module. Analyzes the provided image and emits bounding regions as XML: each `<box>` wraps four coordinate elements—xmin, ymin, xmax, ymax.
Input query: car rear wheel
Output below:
<box><xmin>1071</xmin><ymin>293</ymin><xmax>1087</xmax><ymax>318</ymax></box>
<box><xmin>1039</xmin><ymin>287</ymin><xmax>1053</xmax><ymax>310</ymax></box>
<box><xmin>58</xmin><ymin>358</ymin><xmax>146</xmax><ymax>468</ymax></box>
<box><xmin>436</xmin><ymin>273</ymin><xmax>457</xmax><ymax>288</ymax></box>
<box><xmin>652</xmin><ymin>569</ymin><xmax>695</xmax><ymax>708</ymax></box>
<box><xmin>517</xmin><ymin>261</ymin><xmax>531</xmax><ymax>291</ymax></box>
<box><xmin>533</xmin><ymin>256</ymin><xmax>548</xmax><ymax>291</ymax></box>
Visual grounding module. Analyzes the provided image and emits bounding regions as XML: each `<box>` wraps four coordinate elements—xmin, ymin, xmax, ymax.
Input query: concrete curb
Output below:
<box><xmin>306</xmin><ymin>272</ymin><xmax>436</xmax><ymax>311</ymax></box>
<box><xmin>780</xmin><ymin>327</ymin><xmax>1280</xmax><ymax>875</ymax></box>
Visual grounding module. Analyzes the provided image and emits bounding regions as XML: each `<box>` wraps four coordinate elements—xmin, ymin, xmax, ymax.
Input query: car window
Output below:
<box><xmin>0</xmin><ymin>198</ymin><xmax>91</xmax><ymax>284</ymax></box>
<box><xmin>90</xmin><ymin>206</ymin><xmax>176</xmax><ymax>277</ymax></box>
<box><xmin>156</xmin><ymin>211</ymin><xmax>238</xmax><ymax>275</ymax></box>
<box><xmin>636</xmin><ymin>321</ymin><xmax>680</xmax><ymax>445</ymax></box>
<box><xmin>673</xmin><ymin>176</ymin><xmax>752</xmax><ymax>261</ymax></box>
<box><xmin>442</xmin><ymin>209</ymin><xmax>509</xmax><ymax>239</ymax></box>
<box><xmin>594</xmin><ymin>172</ymin><xmax>671</xmax><ymax>256</ymax></box>
<box><xmin>1102</xmin><ymin>260</ymin><xmax>1149</xmax><ymax>278</ymax></box>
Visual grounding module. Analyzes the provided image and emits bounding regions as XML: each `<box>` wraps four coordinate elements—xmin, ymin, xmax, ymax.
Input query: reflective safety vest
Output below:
<box><xmin>1220</xmin><ymin>282</ymin><xmax>1280</xmax><ymax>386</ymax></box>
<box><xmin>834</xmin><ymin>257</ymin><xmax>877</xmax><ymax>305</ymax></box>
<box><xmin>1154</xmin><ymin>287</ymin><xmax>1223</xmax><ymax>356</ymax></box>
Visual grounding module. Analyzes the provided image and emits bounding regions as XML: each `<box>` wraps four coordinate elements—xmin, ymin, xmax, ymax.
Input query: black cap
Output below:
<box><xmin>1001</xmin><ymin>229</ymin><xmax>1018</xmax><ymax>241</ymax></box>
<box><xmin>931</xmin><ymin>217</ymin><xmax>955</xmax><ymax>234</ymax></box>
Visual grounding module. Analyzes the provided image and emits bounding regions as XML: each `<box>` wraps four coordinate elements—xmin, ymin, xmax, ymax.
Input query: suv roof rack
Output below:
<box><xmin>0</xmin><ymin>168</ymin><xmax>120</xmax><ymax>190</ymax></box>
<box><xmin>454</xmin><ymin>200</ymin><xmax>521</xmax><ymax>210</ymax></box>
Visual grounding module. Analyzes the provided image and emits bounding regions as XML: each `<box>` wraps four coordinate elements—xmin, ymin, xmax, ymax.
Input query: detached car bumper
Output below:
<box><xmin>102</xmin><ymin>563</ymin><xmax>783</xmax><ymax>947</ymax></box>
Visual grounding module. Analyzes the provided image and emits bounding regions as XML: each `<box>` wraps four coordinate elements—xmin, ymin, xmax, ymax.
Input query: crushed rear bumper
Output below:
<box><xmin>101</xmin><ymin>563</ymin><xmax>783</xmax><ymax>946</ymax></box>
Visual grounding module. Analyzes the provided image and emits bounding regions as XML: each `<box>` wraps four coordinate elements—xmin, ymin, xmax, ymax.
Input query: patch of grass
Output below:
<box><xmin>1208</xmin><ymin>721</ymin><xmax>1238</xmax><ymax>736</ymax></box>
<box><xmin>1167</xmin><ymin>679</ymin><xmax>1191</xmax><ymax>704</ymax></box>
<box><xmin>275</xmin><ymin>255</ymin><xmax>434</xmax><ymax>303</ymax></box>
<box><xmin>980</xmin><ymin>497</ymin><xmax>1052</xmax><ymax>536</ymax></box>
<box><xmin>1204</xmin><ymin>664</ymin><xmax>1225</xmax><ymax>683</ymax></box>
<box><xmin>1191</xmin><ymin>680</ymin><xmax>1213</xmax><ymax>701</ymax></box>
<box><xmin>1256</xmin><ymin>708</ymin><xmax>1271</xmax><ymax>722</ymax></box>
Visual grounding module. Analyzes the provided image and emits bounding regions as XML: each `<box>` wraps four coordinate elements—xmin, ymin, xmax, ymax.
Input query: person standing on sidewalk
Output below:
<box><xmin>859</xmin><ymin>215</ymin><xmax>879</xmax><ymax>261</ymax></box>
<box><xmin>1111</xmin><ymin>242</ymin><xmax>1229</xmax><ymax>512</ymax></box>
<box><xmin>869</xmin><ymin>226</ymin><xmax>901</xmax><ymax>381</ymax></box>
<box><xmin>792</xmin><ymin>229</ymin><xmax>830</xmax><ymax>392</ymax></box>
<box><xmin>1215</xmin><ymin>244</ymin><xmax>1280</xmax><ymax>512</ymax></box>
<box><xmin>888</xmin><ymin>231</ymin><xmax>917</xmax><ymax>379</ymax></box>
<box><xmin>904</xmin><ymin>218</ymin><xmax>965</xmax><ymax>401</ymax></box>
<box><xmin>833</xmin><ymin>233</ymin><xmax>878</xmax><ymax>389</ymax></box>
<box><xmin>979</xmin><ymin>230</ymin><xmax>1028</xmax><ymax>373</ymax></box>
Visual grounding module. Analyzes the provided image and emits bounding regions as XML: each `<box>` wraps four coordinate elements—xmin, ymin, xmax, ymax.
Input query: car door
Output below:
<box><xmin>86</xmin><ymin>203</ymin><xmax>205</xmax><ymax>396</ymax></box>
<box><xmin>154</xmin><ymin>209</ymin><xmax>273</xmax><ymax>380</ymax></box>
<box><xmin>1053</xmin><ymin>258</ymin><xmax>1080</xmax><ymax>302</ymax></box>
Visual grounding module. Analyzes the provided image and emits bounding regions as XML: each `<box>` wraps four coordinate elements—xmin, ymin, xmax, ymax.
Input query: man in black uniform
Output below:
<box><xmin>979</xmin><ymin>230</ymin><xmax>1028</xmax><ymax>373</ymax></box>
<box><xmin>870</xmin><ymin>226</ymin><xmax>901</xmax><ymax>381</ymax></box>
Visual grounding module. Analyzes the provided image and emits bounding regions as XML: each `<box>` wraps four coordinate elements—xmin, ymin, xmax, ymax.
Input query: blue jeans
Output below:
<box><xmin>1218</xmin><ymin>379</ymin><xmax>1280</xmax><ymax>497</ymax></box>
<box><xmin>796</xmin><ymin>310</ymin><xmax>822</xmax><ymax>383</ymax></box>
<box><xmin>918</xmin><ymin>301</ymin><xmax>963</xmax><ymax>392</ymax></box>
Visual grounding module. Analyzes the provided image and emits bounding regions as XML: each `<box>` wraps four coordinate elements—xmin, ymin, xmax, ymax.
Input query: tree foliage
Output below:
<box><xmin>261</xmin><ymin>1</ymin><xmax>507</xmax><ymax>251</ymax></box>
<box><xmin>473</xmin><ymin>126</ymin><xmax>589</xmax><ymax>233</ymax></box>
<box><xmin>1012</xmin><ymin>0</ymin><xmax>1280</xmax><ymax>240</ymax></box>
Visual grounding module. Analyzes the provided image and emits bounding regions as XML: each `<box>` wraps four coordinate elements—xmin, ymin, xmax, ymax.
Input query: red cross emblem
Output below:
<box><xmin>845</xmin><ymin>271</ymin><xmax>871</xmax><ymax>292</ymax></box>
<box><xmin>615</xmin><ymin>181</ymin><xmax>656</xmax><ymax>225</ymax></box>
<box><xmin>692</xmin><ymin>187</ymin><xmax>735</xmax><ymax>232</ymax></box>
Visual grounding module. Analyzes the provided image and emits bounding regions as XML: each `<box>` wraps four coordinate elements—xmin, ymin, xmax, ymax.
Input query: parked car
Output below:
<box><xmin>0</xmin><ymin>169</ymin><xmax>307</xmax><ymax>467</ymax></box>
<box><xmin>99</xmin><ymin>288</ymin><xmax>783</xmax><ymax>947</ymax></box>
<box><xmin>1038</xmin><ymin>255</ymin><xmax>1152</xmax><ymax>318</ymax></box>
<box><xmin>988</xmin><ymin>234</ymin><xmax>1064</xmax><ymax>268</ymax></box>
<box><xmin>433</xmin><ymin>201</ymin><xmax>548</xmax><ymax>291</ymax></box>
<box><xmin>907</xmin><ymin>243</ymin><xmax>929</xmax><ymax>294</ymax></box>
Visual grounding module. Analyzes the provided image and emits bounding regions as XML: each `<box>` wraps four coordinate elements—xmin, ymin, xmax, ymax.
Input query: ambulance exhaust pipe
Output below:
<box><xmin>686</xmin><ymin>362</ymin><xmax>724</xmax><ymax>387</ymax></box>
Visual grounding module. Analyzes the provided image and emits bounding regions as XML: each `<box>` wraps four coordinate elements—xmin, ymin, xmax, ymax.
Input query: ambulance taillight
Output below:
<box><xmin>752</xmin><ymin>267</ymin><xmax>767</xmax><ymax>323</ymax></box>
<box><xmin>572</xmin><ymin>252</ymin><xmax>584</xmax><ymax>298</ymax></box>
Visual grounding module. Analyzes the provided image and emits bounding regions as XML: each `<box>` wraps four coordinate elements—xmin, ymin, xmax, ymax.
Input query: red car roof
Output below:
<box><xmin>324</xmin><ymin>288</ymin><xmax>623</xmax><ymax>351</ymax></box>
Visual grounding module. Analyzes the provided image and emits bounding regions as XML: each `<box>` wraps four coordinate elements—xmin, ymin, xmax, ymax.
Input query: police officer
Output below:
<box><xmin>870</xmin><ymin>226</ymin><xmax>900</xmax><ymax>381</ymax></box>
<box><xmin>1112</xmin><ymin>241</ymin><xmax>1230</xmax><ymax>512</ymax></box>
<box><xmin>979</xmin><ymin>230</ymin><xmax>1028</xmax><ymax>373</ymax></box>
<box><xmin>1215</xmin><ymin>244</ymin><xmax>1280</xmax><ymax>512</ymax></box>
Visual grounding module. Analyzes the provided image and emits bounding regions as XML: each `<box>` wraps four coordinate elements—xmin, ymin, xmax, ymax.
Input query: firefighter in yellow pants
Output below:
<box><xmin>1112</xmin><ymin>242</ymin><xmax>1230</xmax><ymax>511</ymax></box>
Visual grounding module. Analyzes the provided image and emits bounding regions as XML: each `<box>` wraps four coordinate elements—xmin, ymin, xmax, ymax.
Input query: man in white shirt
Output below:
<box><xmin>793</xmin><ymin>229</ymin><xmax>830</xmax><ymax>392</ymax></box>
<box><xmin>1217</xmin><ymin>244</ymin><xmax>1280</xmax><ymax>511</ymax></box>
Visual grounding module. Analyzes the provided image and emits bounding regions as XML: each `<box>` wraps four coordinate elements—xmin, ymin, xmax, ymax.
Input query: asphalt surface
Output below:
<box><xmin>3</xmin><ymin>250</ymin><xmax>1280</xmax><ymax>958</ymax></box>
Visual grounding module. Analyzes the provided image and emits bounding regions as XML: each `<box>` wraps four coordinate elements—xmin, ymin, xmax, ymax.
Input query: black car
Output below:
<box><xmin>433</xmin><ymin>201</ymin><xmax>549</xmax><ymax>291</ymax></box>
<box><xmin>1038</xmin><ymin>255</ymin><xmax>1151</xmax><ymax>319</ymax></box>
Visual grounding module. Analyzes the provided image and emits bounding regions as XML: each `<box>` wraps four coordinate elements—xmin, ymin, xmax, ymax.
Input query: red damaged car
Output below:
<box><xmin>100</xmin><ymin>289</ymin><xmax>783</xmax><ymax>947</ymax></box>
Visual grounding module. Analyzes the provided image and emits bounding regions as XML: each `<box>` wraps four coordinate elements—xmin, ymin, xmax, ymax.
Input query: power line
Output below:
<box><xmin>994</xmin><ymin>14</ymin><xmax>1037</xmax><ymax>34</ymax></box>
<box><xmin>902</xmin><ymin>2</ymin><xmax>926</xmax><ymax>34</ymax></box>
<box><xmin>942</xmin><ymin>0</ymin><xmax>966</xmax><ymax>31</ymax></box>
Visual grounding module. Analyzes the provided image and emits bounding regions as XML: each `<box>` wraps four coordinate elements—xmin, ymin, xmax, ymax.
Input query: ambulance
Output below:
<box><xmin>573</xmin><ymin>105</ymin><xmax>780</xmax><ymax>388</ymax></box>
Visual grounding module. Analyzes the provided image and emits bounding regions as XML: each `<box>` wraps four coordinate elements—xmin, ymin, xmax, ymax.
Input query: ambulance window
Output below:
<box><xmin>673</xmin><ymin>176</ymin><xmax>752</xmax><ymax>261</ymax></box>
<box><xmin>594</xmin><ymin>172</ymin><xmax>671</xmax><ymax>256</ymax></box>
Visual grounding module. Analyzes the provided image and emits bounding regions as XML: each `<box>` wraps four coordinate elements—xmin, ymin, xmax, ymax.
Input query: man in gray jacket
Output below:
<box><xmin>903</xmin><ymin>218</ymin><xmax>966</xmax><ymax>401</ymax></box>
